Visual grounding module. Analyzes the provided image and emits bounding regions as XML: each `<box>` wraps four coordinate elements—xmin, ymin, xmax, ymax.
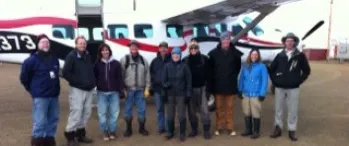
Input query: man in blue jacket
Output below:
<box><xmin>150</xmin><ymin>42</ymin><xmax>171</xmax><ymax>134</ymax></box>
<box><xmin>20</xmin><ymin>34</ymin><xmax>60</xmax><ymax>146</ymax></box>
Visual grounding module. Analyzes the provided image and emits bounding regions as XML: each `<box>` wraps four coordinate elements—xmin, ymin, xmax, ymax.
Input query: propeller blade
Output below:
<box><xmin>301</xmin><ymin>20</ymin><xmax>325</xmax><ymax>40</ymax></box>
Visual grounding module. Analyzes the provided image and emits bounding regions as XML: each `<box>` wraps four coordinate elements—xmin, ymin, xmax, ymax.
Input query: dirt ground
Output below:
<box><xmin>0</xmin><ymin>61</ymin><xmax>348</xmax><ymax>146</ymax></box>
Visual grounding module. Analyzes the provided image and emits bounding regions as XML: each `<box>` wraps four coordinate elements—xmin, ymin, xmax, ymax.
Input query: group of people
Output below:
<box><xmin>20</xmin><ymin>31</ymin><xmax>310</xmax><ymax>146</ymax></box>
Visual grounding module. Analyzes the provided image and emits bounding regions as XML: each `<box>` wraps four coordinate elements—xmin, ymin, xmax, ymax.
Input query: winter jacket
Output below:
<box><xmin>162</xmin><ymin>60</ymin><xmax>192</xmax><ymax>97</ymax></box>
<box><xmin>120</xmin><ymin>54</ymin><xmax>151</xmax><ymax>89</ymax></box>
<box><xmin>207</xmin><ymin>43</ymin><xmax>243</xmax><ymax>94</ymax></box>
<box><xmin>238</xmin><ymin>62</ymin><xmax>268</xmax><ymax>98</ymax></box>
<box><xmin>94</xmin><ymin>58</ymin><xmax>124</xmax><ymax>92</ymax></box>
<box><xmin>269</xmin><ymin>49</ymin><xmax>311</xmax><ymax>89</ymax></box>
<box><xmin>20</xmin><ymin>52</ymin><xmax>60</xmax><ymax>98</ymax></box>
<box><xmin>62</xmin><ymin>50</ymin><xmax>96</xmax><ymax>91</ymax></box>
<box><xmin>183</xmin><ymin>53</ymin><xmax>210</xmax><ymax>88</ymax></box>
<box><xmin>150</xmin><ymin>53</ymin><xmax>171</xmax><ymax>92</ymax></box>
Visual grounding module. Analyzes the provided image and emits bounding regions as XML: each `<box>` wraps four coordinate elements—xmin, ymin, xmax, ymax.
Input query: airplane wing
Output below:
<box><xmin>162</xmin><ymin>0</ymin><xmax>302</xmax><ymax>25</ymax></box>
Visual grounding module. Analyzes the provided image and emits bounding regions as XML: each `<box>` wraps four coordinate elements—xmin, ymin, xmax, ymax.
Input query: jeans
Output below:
<box><xmin>97</xmin><ymin>91</ymin><xmax>120</xmax><ymax>133</ymax></box>
<box><xmin>124</xmin><ymin>89</ymin><xmax>146</xmax><ymax>121</ymax></box>
<box><xmin>32</xmin><ymin>97</ymin><xmax>59</xmax><ymax>138</ymax></box>
<box><xmin>65</xmin><ymin>87</ymin><xmax>93</xmax><ymax>132</ymax></box>
<box><xmin>153</xmin><ymin>92</ymin><xmax>165</xmax><ymax>130</ymax></box>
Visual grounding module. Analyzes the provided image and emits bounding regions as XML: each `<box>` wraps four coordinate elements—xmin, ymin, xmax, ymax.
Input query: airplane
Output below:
<box><xmin>0</xmin><ymin>0</ymin><xmax>324</xmax><ymax>68</ymax></box>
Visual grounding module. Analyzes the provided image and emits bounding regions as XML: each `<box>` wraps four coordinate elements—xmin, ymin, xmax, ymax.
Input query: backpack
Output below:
<box><xmin>124</xmin><ymin>54</ymin><xmax>145</xmax><ymax>69</ymax></box>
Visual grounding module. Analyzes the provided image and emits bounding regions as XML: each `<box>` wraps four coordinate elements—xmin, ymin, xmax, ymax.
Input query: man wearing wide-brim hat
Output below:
<box><xmin>269</xmin><ymin>32</ymin><xmax>311</xmax><ymax>141</ymax></box>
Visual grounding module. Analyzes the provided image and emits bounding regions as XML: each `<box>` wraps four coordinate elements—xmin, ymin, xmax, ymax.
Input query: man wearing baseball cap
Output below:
<box><xmin>269</xmin><ymin>32</ymin><xmax>311</xmax><ymax>141</ymax></box>
<box><xmin>150</xmin><ymin>41</ymin><xmax>171</xmax><ymax>134</ymax></box>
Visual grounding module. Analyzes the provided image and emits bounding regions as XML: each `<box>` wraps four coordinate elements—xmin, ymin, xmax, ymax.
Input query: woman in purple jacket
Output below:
<box><xmin>94</xmin><ymin>43</ymin><xmax>124</xmax><ymax>141</ymax></box>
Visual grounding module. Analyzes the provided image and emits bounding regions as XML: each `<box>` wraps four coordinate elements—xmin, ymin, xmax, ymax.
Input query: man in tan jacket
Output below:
<box><xmin>120</xmin><ymin>40</ymin><xmax>151</xmax><ymax>137</ymax></box>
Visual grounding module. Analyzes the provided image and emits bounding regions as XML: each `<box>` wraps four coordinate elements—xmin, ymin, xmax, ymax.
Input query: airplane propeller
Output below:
<box><xmin>301</xmin><ymin>20</ymin><xmax>325</xmax><ymax>41</ymax></box>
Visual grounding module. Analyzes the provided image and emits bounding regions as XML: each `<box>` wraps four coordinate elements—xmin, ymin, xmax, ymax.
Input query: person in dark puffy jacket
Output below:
<box><xmin>162</xmin><ymin>47</ymin><xmax>192</xmax><ymax>142</ymax></box>
<box><xmin>94</xmin><ymin>43</ymin><xmax>124</xmax><ymax>141</ymax></box>
<box><xmin>20</xmin><ymin>34</ymin><xmax>60</xmax><ymax>146</ymax></box>
<box><xmin>149</xmin><ymin>42</ymin><xmax>171</xmax><ymax>134</ymax></box>
<box><xmin>207</xmin><ymin>31</ymin><xmax>243</xmax><ymax>136</ymax></box>
<box><xmin>238</xmin><ymin>48</ymin><xmax>268</xmax><ymax>139</ymax></box>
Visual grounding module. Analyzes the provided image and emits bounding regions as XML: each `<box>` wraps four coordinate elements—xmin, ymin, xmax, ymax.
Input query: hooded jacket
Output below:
<box><xmin>20</xmin><ymin>51</ymin><xmax>60</xmax><ymax>98</ymax></box>
<box><xmin>207</xmin><ymin>43</ymin><xmax>243</xmax><ymax>94</ymax></box>
<box><xmin>150</xmin><ymin>52</ymin><xmax>171</xmax><ymax>92</ymax></box>
<box><xmin>94</xmin><ymin>58</ymin><xmax>124</xmax><ymax>92</ymax></box>
<box><xmin>269</xmin><ymin>48</ymin><xmax>311</xmax><ymax>89</ymax></box>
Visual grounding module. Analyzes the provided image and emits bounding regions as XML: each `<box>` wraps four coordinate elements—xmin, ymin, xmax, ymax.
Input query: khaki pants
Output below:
<box><xmin>215</xmin><ymin>94</ymin><xmax>234</xmax><ymax>131</ymax></box>
<box><xmin>242</xmin><ymin>97</ymin><xmax>262</xmax><ymax>118</ymax></box>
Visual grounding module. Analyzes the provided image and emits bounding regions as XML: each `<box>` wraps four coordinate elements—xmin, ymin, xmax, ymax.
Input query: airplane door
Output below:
<box><xmin>77</xmin><ymin>15</ymin><xmax>103</xmax><ymax>62</ymax></box>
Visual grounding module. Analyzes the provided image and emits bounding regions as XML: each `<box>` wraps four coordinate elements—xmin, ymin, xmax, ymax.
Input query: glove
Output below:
<box><xmin>120</xmin><ymin>89</ymin><xmax>127</xmax><ymax>99</ymax></box>
<box><xmin>238</xmin><ymin>92</ymin><xmax>243</xmax><ymax>99</ymax></box>
<box><xmin>144</xmin><ymin>88</ymin><xmax>150</xmax><ymax>99</ymax></box>
<box><xmin>205</xmin><ymin>92</ymin><xmax>211</xmax><ymax>100</ymax></box>
<box><xmin>259</xmin><ymin>96</ymin><xmax>265</xmax><ymax>102</ymax></box>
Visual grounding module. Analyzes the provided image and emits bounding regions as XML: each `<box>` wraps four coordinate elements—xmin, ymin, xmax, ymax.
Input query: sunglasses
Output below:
<box><xmin>190</xmin><ymin>46</ymin><xmax>199</xmax><ymax>50</ymax></box>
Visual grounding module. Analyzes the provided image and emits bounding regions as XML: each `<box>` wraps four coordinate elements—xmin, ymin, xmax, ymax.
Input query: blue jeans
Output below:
<box><xmin>97</xmin><ymin>91</ymin><xmax>120</xmax><ymax>133</ymax></box>
<box><xmin>32</xmin><ymin>97</ymin><xmax>59</xmax><ymax>138</ymax></box>
<box><xmin>153</xmin><ymin>92</ymin><xmax>165</xmax><ymax>130</ymax></box>
<box><xmin>124</xmin><ymin>89</ymin><xmax>146</xmax><ymax>121</ymax></box>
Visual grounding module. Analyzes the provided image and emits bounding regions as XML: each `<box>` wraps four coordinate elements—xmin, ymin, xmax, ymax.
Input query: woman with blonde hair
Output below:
<box><xmin>238</xmin><ymin>48</ymin><xmax>268</xmax><ymax>139</ymax></box>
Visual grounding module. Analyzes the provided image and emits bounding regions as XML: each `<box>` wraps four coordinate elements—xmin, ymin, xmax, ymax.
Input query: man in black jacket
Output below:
<box><xmin>269</xmin><ymin>33</ymin><xmax>311</xmax><ymax>141</ymax></box>
<box><xmin>207</xmin><ymin>32</ymin><xmax>243</xmax><ymax>136</ymax></box>
<box><xmin>62</xmin><ymin>36</ymin><xmax>95</xmax><ymax>146</ymax></box>
<box><xmin>183</xmin><ymin>40</ymin><xmax>211</xmax><ymax>139</ymax></box>
<box><xmin>150</xmin><ymin>42</ymin><xmax>171</xmax><ymax>134</ymax></box>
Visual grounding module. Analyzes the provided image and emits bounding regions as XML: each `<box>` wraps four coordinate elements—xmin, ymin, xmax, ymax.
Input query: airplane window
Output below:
<box><xmin>77</xmin><ymin>0</ymin><xmax>101</xmax><ymax>6</ymax></box>
<box><xmin>52</xmin><ymin>25</ymin><xmax>74</xmax><ymax>39</ymax></box>
<box><xmin>77</xmin><ymin>27</ymin><xmax>90</xmax><ymax>40</ymax></box>
<box><xmin>215</xmin><ymin>23</ymin><xmax>227</xmax><ymax>36</ymax></box>
<box><xmin>242</xmin><ymin>16</ymin><xmax>264</xmax><ymax>36</ymax></box>
<box><xmin>193</xmin><ymin>24</ymin><xmax>209</xmax><ymax>37</ymax></box>
<box><xmin>107</xmin><ymin>24</ymin><xmax>129</xmax><ymax>39</ymax></box>
<box><xmin>134</xmin><ymin>24</ymin><xmax>153</xmax><ymax>38</ymax></box>
<box><xmin>166</xmin><ymin>24</ymin><xmax>183</xmax><ymax>38</ymax></box>
<box><xmin>232</xmin><ymin>24</ymin><xmax>243</xmax><ymax>37</ymax></box>
<box><xmin>93</xmin><ymin>27</ymin><xmax>103</xmax><ymax>41</ymax></box>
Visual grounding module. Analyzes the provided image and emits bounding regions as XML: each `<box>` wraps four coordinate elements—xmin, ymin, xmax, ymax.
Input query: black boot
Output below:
<box><xmin>188</xmin><ymin>122</ymin><xmax>198</xmax><ymax>138</ymax></box>
<box><xmin>241</xmin><ymin>116</ymin><xmax>252</xmax><ymax>137</ymax></box>
<box><xmin>124</xmin><ymin>118</ymin><xmax>133</xmax><ymax>137</ymax></box>
<box><xmin>139</xmin><ymin>119</ymin><xmax>149</xmax><ymax>136</ymax></box>
<box><xmin>288</xmin><ymin>131</ymin><xmax>298</xmax><ymax>141</ymax></box>
<box><xmin>46</xmin><ymin>137</ymin><xmax>56</xmax><ymax>146</ymax></box>
<box><xmin>251</xmin><ymin>118</ymin><xmax>261</xmax><ymax>139</ymax></box>
<box><xmin>31</xmin><ymin>137</ymin><xmax>44</xmax><ymax>146</ymax></box>
<box><xmin>165</xmin><ymin>120</ymin><xmax>174</xmax><ymax>140</ymax></box>
<box><xmin>203</xmin><ymin>124</ymin><xmax>212</xmax><ymax>140</ymax></box>
<box><xmin>270</xmin><ymin>125</ymin><xmax>282</xmax><ymax>138</ymax></box>
<box><xmin>64</xmin><ymin>131</ymin><xmax>79</xmax><ymax>146</ymax></box>
<box><xmin>179</xmin><ymin>119</ymin><xmax>186</xmax><ymax>142</ymax></box>
<box><xmin>76</xmin><ymin>128</ymin><xmax>93</xmax><ymax>143</ymax></box>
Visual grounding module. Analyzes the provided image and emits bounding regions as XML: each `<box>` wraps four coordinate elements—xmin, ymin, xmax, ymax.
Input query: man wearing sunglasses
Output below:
<box><xmin>183</xmin><ymin>39</ymin><xmax>212</xmax><ymax>140</ymax></box>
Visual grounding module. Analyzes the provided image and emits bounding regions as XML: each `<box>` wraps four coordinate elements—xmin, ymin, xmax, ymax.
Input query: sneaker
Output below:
<box><xmin>214</xmin><ymin>130</ymin><xmax>221</xmax><ymax>136</ymax></box>
<box><xmin>228</xmin><ymin>130</ymin><xmax>236</xmax><ymax>136</ymax></box>
<box><xmin>109</xmin><ymin>132</ymin><xmax>117</xmax><ymax>140</ymax></box>
<box><xmin>103</xmin><ymin>133</ymin><xmax>110</xmax><ymax>141</ymax></box>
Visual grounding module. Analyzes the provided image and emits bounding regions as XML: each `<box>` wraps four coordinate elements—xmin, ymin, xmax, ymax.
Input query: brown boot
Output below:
<box><xmin>270</xmin><ymin>126</ymin><xmax>282</xmax><ymax>138</ymax></box>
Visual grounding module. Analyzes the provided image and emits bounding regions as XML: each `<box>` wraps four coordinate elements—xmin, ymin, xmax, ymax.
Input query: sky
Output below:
<box><xmin>78</xmin><ymin>0</ymin><xmax>349</xmax><ymax>48</ymax></box>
